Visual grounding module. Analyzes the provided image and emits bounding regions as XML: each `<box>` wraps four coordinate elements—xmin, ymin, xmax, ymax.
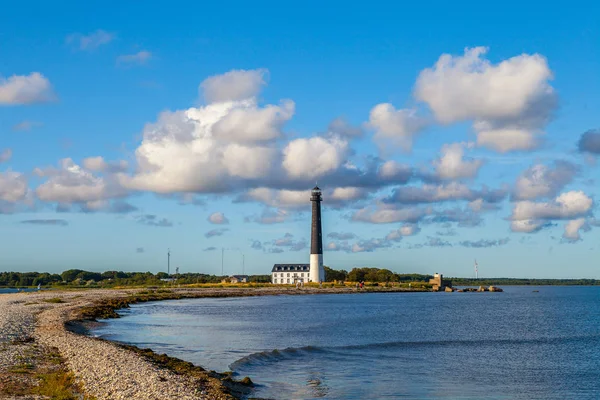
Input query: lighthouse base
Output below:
<box><xmin>309</xmin><ymin>254</ymin><xmax>324</xmax><ymax>283</ymax></box>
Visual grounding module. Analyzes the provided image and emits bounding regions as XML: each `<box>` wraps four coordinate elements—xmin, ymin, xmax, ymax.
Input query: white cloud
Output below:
<box><xmin>35</xmin><ymin>158</ymin><xmax>127</xmax><ymax>210</ymax></box>
<box><xmin>352</xmin><ymin>205</ymin><xmax>429</xmax><ymax>224</ymax></box>
<box><xmin>475</xmin><ymin>123</ymin><xmax>540</xmax><ymax>153</ymax></box>
<box><xmin>82</xmin><ymin>156</ymin><xmax>128</xmax><ymax>173</ymax></box>
<box><xmin>510</xmin><ymin>219</ymin><xmax>548</xmax><ymax>233</ymax></box>
<box><xmin>208</xmin><ymin>212</ymin><xmax>229</xmax><ymax>224</ymax></box>
<box><xmin>282</xmin><ymin>136</ymin><xmax>349</xmax><ymax>179</ymax></box>
<box><xmin>0</xmin><ymin>171</ymin><xmax>28</xmax><ymax>203</ymax></box>
<box><xmin>119</xmin><ymin>97</ymin><xmax>288</xmax><ymax>193</ymax></box>
<box><xmin>67</xmin><ymin>30</ymin><xmax>114</xmax><ymax>50</ymax></box>
<box><xmin>212</xmin><ymin>99</ymin><xmax>294</xmax><ymax>143</ymax></box>
<box><xmin>415</xmin><ymin>47</ymin><xmax>556</xmax><ymax>152</ymax></box>
<box><xmin>510</xmin><ymin>191</ymin><xmax>593</xmax><ymax>234</ymax></box>
<box><xmin>117</xmin><ymin>51</ymin><xmax>152</xmax><ymax>66</ymax></box>
<box><xmin>385</xmin><ymin>224</ymin><xmax>421</xmax><ymax>241</ymax></box>
<box><xmin>563</xmin><ymin>218</ymin><xmax>587</xmax><ymax>242</ymax></box>
<box><xmin>513</xmin><ymin>161</ymin><xmax>578</xmax><ymax>200</ymax></box>
<box><xmin>0</xmin><ymin>149</ymin><xmax>12</xmax><ymax>163</ymax></box>
<box><xmin>433</xmin><ymin>142</ymin><xmax>483</xmax><ymax>180</ymax></box>
<box><xmin>201</xmin><ymin>69</ymin><xmax>267</xmax><ymax>103</ymax></box>
<box><xmin>377</xmin><ymin>160</ymin><xmax>413</xmax><ymax>182</ymax></box>
<box><xmin>240</xmin><ymin>188</ymin><xmax>310</xmax><ymax>208</ymax></box>
<box><xmin>0</xmin><ymin>73</ymin><xmax>56</xmax><ymax>105</ymax></box>
<box><xmin>368</xmin><ymin>103</ymin><xmax>427</xmax><ymax>151</ymax></box>
<box><xmin>329</xmin><ymin>187</ymin><xmax>368</xmax><ymax>203</ymax></box>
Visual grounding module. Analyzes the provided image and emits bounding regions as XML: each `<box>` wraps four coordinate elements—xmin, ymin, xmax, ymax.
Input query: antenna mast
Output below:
<box><xmin>474</xmin><ymin>259</ymin><xmax>478</xmax><ymax>280</ymax></box>
<box><xmin>168</xmin><ymin>249</ymin><xmax>171</xmax><ymax>276</ymax></box>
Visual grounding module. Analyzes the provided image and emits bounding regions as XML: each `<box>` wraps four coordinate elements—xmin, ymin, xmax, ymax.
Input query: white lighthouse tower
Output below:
<box><xmin>309</xmin><ymin>186</ymin><xmax>325</xmax><ymax>283</ymax></box>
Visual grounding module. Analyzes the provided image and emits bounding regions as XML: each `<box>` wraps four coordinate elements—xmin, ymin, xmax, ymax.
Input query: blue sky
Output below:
<box><xmin>1</xmin><ymin>1</ymin><xmax>599</xmax><ymax>278</ymax></box>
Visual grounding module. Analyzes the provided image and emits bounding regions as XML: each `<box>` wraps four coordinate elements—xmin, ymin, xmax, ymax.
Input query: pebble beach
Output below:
<box><xmin>0</xmin><ymin>286</ymin><xmax>419</xmax><ymax>399</ymax></box>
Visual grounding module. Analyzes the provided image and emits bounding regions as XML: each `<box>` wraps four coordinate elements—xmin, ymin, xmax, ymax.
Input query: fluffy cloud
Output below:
<box><xmin>0</xmin><ymin>171</ymin><xmax>29</xmax><ymax>205</ymax></box>
<box><xmin>377</xmin><ymin>160</ymin><xmax>412</xmax><ymax>182</ymax></box>
<box><xmin>415</xmin><ymin>47</ymin><xmax>556</xmax><ymax>152</ymax></box>
<box><xmin>562</xmin><ymin>218</ymin><xmax>589</xmax><ymax>242</ymax></box>
<box><xmin>35</xmin><ymin>158</ymin><xmax>128</xmax><ymax>212</ymax></box>
<box><xmin>283</xmin><ymin>136</ymin><xmax>349</xmax><ymax>179</ymax></box>
<box><xmin>511</xmin><ymin>191</ymin><xmax>592</xmax><ymax>221</ymax></box>
<box><xmin>66</xmin><ymin>30</ymin><xmax>114</xmax><ymax>50</ymax></box>
<box><xmin>213</xmin><ymin>100</ymin><xmax>295</xmax><ymax>143</ymax></box>
<box><xmin>0</xmin><ymin>73</ymin><xmax>56</xmax><ymax>105</ymax></box>
<box><xmin>201</xmin><ymin>69</ymin><xmax>267</xmax><ymax>103</ymax></box>
<box><xmin>512</xmin><ymin>161</ymin><xmax>578</xmax><ymax>200</ymax></box>
<box><xmin>119</xmin><ymin>104</ymin><xmax>279</xmax><ymax>193</ymax></box>
<box><xmin>578</xmin><ymin>129</ymin><xmax>600</xmax><ymax>155</ymax></box>
<box><xmin>385</xmin><ymin>224</ymin><xmax>421</xmax><ymax>241</ymax></box>
<box><xmin>117</xmin><ymin>51</ymin><xmax>152</xmax><ymax>66</ymax></box>
<box><xmin>0</xmin><ymin>149</ymin><xmax>12</xmax><ymax>163</ymax></box>
<box><xmin>82</xmin><ymin>157</ymin><xmax>128</xmax><ymax>173</ymax></box>
<box><xmin>238</xmin><ymin>188</ymin><xmax>309</xmax><ymax>209</ymax></box>
<box><xmin>329</xmin><ymin>187</ymin><xmax>369</xmax><ymax>205</ymax></box>
<box><xmin>368</xmin><ymin>103</ymin><xmax>427</xmax><ymax>151</ymax></box>
<box><xmin>352</xmin><ymin>204</ymin><xmax>429</xmax><ymax>224</ymax></box>
<box><xmin>510</xmin><ymin>191</ymin><xmax>593</xmax><ymax>233</ymax></box>
<box><xmin>208</xmin><ymin>212</ymin><xmax>229</xmax><ymax>224</ymax></box>
<box><xmin>432</xmin><ymin>142</ymin><xmax>483</xmax><ymax>180</ymax></box>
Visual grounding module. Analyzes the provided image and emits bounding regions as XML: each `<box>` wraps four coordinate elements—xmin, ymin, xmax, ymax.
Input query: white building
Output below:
<box><xmin>271</xmin><ymin>264</ymin><xmax>310</xmax><ymax>284</ymax></box>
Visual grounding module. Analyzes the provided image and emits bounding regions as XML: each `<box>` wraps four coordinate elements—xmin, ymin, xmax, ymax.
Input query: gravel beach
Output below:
<box><xmin>0</xmin><ymin>286</ymin><xmax>419</xmax><ymax>399</ymax></box>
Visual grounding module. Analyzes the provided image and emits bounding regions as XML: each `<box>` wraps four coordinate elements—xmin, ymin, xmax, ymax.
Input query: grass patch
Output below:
<box><xmin>43</xmin><ymin>297</ymin><xmax>65</xmax><ymax>303</ymax></box>
<box><xmin>34</xmin><ymin>371</ymin><xmax>78</xmax><ymax>400</ymax></box>
<box><xmin>9</xmin><ymin>362</ymin><xmax>35</xmax><ymax>373</ymax></box>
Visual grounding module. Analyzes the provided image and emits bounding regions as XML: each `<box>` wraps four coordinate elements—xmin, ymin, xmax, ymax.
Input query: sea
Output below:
<box><xmin>91</xmin><ymin>286</ymin><xmax>600</xmax><ymax>399</ymax></box>
<box><xmin>0</xmin><ymin>288</ymin><xmax>37</xmax><ymax>294</ymax></box>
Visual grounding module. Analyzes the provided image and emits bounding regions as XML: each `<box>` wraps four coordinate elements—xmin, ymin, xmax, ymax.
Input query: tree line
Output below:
<box><xmin>2</xmin><ymin>268</ymin><xmax>599</xmax><ymax>287</ymax></box>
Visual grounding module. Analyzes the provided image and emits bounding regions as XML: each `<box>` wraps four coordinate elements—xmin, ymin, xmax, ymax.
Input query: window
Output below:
<box><xmin>287</xmin><ymin>278</ymin><xmax>290</xmax><ymax>283</ymax></box>
<box><xmin>287</xmin><ymin>273</ymin><xmax>290</xmax><ymax>277</ymax></box>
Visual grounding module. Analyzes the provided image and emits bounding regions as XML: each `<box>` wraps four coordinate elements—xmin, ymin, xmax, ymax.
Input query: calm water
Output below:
<box><xmin>92</xmin><ymin>287</ymin><xmax>600</xmax><ymax>399</ymax></box>
<box><xmin>0</xmin><ymin>288</ymin><xmax>37</xmax><ymax>294</ymax></box>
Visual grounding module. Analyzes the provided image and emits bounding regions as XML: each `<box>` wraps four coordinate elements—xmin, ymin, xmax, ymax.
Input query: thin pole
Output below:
<box><xmin>221</xmin><ymin>248</ymin><xmax>224</xmax><ymax>276</ymax></box>
<box><xmin>168</xmin><ymin>249</ymin><xmax>170</xmax><ymax>276</ymax></box>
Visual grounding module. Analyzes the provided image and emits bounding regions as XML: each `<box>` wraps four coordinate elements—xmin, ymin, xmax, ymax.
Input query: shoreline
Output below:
<box><xmin>1</xmin><ymin>286</ymin><xmax>423</xmax><ymax>399</ymax></box>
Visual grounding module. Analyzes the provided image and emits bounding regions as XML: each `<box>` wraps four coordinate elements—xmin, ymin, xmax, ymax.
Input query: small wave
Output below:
<box><xmin>230</xmin><ymin>346</ymin><xmax>324</xmax><ymax>370</ymax></box>
<box><xmin>231</xmin><ymin>334</ymin><xmax>600</xmax><ymax>370</ymax></box>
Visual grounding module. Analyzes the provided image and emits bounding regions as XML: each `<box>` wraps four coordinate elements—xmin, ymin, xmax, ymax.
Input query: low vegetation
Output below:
<box><xmin>2</xmin><ymin>268</ymin><xmax>596</xmax><ymax>289</ymax></box>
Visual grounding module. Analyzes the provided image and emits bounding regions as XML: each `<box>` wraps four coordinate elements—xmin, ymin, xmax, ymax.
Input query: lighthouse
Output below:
<box><xmin>309</xmin><ymin>185</ymin><xmax>325</xmax><ymax>283</ymax></box>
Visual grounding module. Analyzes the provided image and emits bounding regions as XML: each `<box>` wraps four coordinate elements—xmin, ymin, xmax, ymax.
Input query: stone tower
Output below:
<box><xmin>309</xmin><ymin>186</ymin><xmax>325</xmax><ymax>283</ymax></box>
